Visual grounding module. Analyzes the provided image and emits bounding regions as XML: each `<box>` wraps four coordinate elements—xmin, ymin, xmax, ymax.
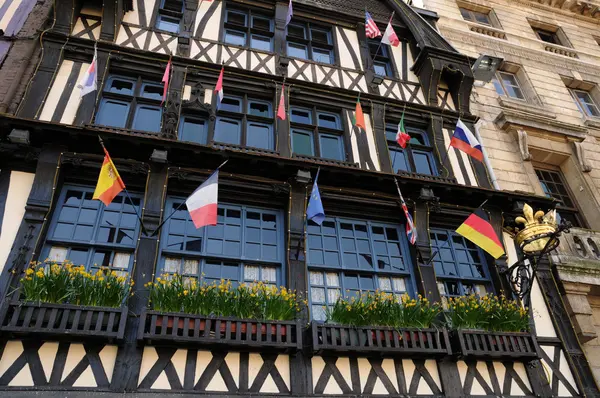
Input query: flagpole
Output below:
<box><xmin>370</xmin><ymin>12</ymin><xmax>394</xmax><ymax>66</ymax></box>
<box><xmin>149</xmin><ymin>160</ymin><xmax>229</xmax><ymax>237</ymax></box>
<box><xmin>97</xmin><ymin>135</ymin><xmax>148</xmax><ymax>236</ymax></box>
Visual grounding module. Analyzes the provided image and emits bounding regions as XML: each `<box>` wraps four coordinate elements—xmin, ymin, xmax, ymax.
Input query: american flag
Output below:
<box><xmin>394</xmin><ymin>178</ymin><xmax>417</xmax><ymax>245</ymax></box>
<box><xmin>365</xmin><ymin>11</ymin><xmax>381</xmax><ymax>39</ymax></box>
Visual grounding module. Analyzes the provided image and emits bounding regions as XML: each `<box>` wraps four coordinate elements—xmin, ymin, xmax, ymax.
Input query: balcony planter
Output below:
<box><xmin>0</xmin><ymin>301</ymin><xmax>127</xmax><ymax>341</ymax></box>
<box><xmin>451</xmin><ymin>329</ymin><xmax>539</xmax><ymax>360</ymax></box>
<box><xmin>311</xmin><ymin>322</ymin><xmax>451</xmax><ymax>357</ymax></box>
<box><xmin>138</xmin><ymin>308</ymin><xmax>302</xmax><ymax>351</ymax></box>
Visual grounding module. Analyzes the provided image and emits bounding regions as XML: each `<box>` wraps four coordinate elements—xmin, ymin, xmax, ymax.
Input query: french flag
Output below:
<box><xmin>215</xmin><ymin>67</ymin><xmax>224</xmax><ymax>110</ymax></box>
<box><xmin>185</xmin><ymin>171</ymin><xmax>219</xmax><ymax>229</ymax></box>
<box><xmin>78</xmin><ymin>46</ymin><xmax>97</xmax><ymax>97</ymax></box>
<box><xmin>450</xmin><ymin>119</ymin><xmax>484</xmax><ymax>162</ymax></box>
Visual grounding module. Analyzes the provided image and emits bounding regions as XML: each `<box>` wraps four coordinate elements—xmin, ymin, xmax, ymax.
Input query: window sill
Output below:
<box><xmin>211</xmin><ymin>142</ymin><xmax>279</xmax><ymax>156</ymax></box>
<box><xmin>451</xmin><ymin>329</ymin><xmax>539</xmax><ymax>361</ymax></box>
<box><xmin>0</xmin><ymin>301</ymin><xmax>127</xmax><ymax>341</ymax></box>
<box><xmin>396</xmin><ymin>170</ymin><xmax>458</xmax><ymax>185</ymax></box>
<box><xmin>311</xmin><ymin>322</ymin><xmax>451</xmax><ymax>356</ymax></box>
<box><xmin>221</xmin><ymin>40</ymin><xmax>276</xmax><ymax>56</ymax></box>
<box><xmin>138</xmin><ymin>309</ymin><xmax>303</xmax><ymax>351</ymax></box>
<box><xmin>287</xmin><ymin>55</ymin><xmax>336</xmax><ymax>69</ymax></box>
<box><xmin>292</xmin><ymin>153</ymin><xmax>359</xmax><ymax>168</ymax></box>
<box><xmin>465</xmin><ymin>21</ymin><xmax>506</xmax><ymax>40</ymax></box>
<box><xmin>540</xmin><ymin>41</ymin><xmax>579</xmax><ymax>58</ymax></box>
<box><xmin>583</xmin><ymin>116</ymin><xmax>600</xmax><ymax>130</ymax></box>
<box><xmin>497</xmin><ymin>96</ymin><xmax>555</xmax><ymax>119</ymax></box>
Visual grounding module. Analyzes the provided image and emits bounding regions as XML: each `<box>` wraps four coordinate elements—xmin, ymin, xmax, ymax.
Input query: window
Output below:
<box><xmin>430</xmin><ymin>228</ymin><xmax>491</xmax><ymax>306</ymax></box>
<box><xmin>535</xmin><ymin>168</ymin><xmax>584</xmax><ymax>227</ymax></box>
<box><xmin>155</xmin><ymin>0</ymin><xmax>182</xmax><ymax>33</ymax></box>
<box><xmin>290</xmin><ymin>106</ymin><xmax>345</xmax><ymax>161</ymax></box>
<box><xmin>570</xmin><ymin>89</ymin><xmax>600</xmax><ymax>118</ymax></box>
<box><xmin>287</xmin><ymin>22</ymin><xmax>334</xmax><ymax>64</ymax></box>
<box><xmin>179</xmin><ymin>116</ymin><xmax>208</xmax><ymax>144</ymax></box>
<box><xmin>532</xmin><ymin>27</ymin><xmax>561</xmax><ymax>45</ymax></box>
<box><xmin>492</xmin><ymin>71</ymin><xmax>525</xmax><ymax>100</ymax></box>
<box><xmin>306</xmin><ymin>217</ymin><xmax>414</xmax><ymax>320</ymax></box>
<box><xmin>95</xmin><ymin>75</ymin><xmax>163</xmax><ymax>133</ymax></box>
<box><xmin>224</xmin><ymin>8</ymin><xmax>274</xmax><ymax>51</ymax></box>
<box><xmin>385</xmin><ymin>124</ymin><xmax>436</xmax><ymax>175</ymax></box>
<box><xmin>369</xmin><ymin>40</ymin><xmax>394</xmax><ymax>77</ymax></box>
<box><xmin>42</xmin><ymin>185</ymin><xmax>142</xmax><ymax>275</ymax></box>
<box><xmin>159</xmin><ymin>200</ymin><xmax>284</xmax><ymax>286</ymax></box>
<box><xmin>214</xmin><ymin>95</ymin><xmax>274</xmax><ymax>150</ymax></box>
<box><xmin>459</xmin><ymin>7</ymin><xmax>491</xmax><ymax>25</ymax></box>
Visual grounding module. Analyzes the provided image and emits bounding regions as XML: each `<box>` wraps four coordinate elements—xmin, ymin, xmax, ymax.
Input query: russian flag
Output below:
<box><xmin>185</xmin><ymin>171</ymin><xmax>219</xmax><ymax>229</ymax></box>
<box><xmin>450</xmin><ymin>119</ymin><xmax>484</xmax><ymax>162</ymax></box>
<box><xmin>215</xmin><ymin>67</ymin><xmax>224</xmax><ymax>110</ymax></box>
<box><xmin>78</xmin><ymin>46</ymin><xmax>97</xmax><ymax>98</ymax></box>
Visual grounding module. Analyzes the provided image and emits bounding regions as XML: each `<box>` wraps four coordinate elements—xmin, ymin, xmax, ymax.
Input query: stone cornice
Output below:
<box><xmin>495</xmin><ymin>107</ymin><xmax>588</xmax><ymax>139</ymax></box>
<box><xmin>438</xmin><ymin>25</ymin><xmax>600</xmax><ymax>77</ymax></box>
<box><xmin>509</xmin><ymin>0</ymin><xmax>600</xmax><ymax>24</ymax></box>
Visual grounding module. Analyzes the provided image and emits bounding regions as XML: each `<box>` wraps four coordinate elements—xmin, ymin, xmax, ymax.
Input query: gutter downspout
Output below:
<box><xmin>474</xmin><ymin>120</ymin><xmax>500</xmax><ymax>190</ymax></box>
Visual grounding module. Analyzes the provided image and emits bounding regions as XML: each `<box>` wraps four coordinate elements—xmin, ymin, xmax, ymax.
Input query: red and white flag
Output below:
<box><xmin>215</xmin><ymin>66</ymin><xmax>224</xmax><ymax>109</ymax></box>
<box><xmin>381</xmin><ymin>20</ymin><xmax>400</xmax><ymax>47</ymax></box>
<box><xmin>161</xmin><ymin>59</ymin><xmax>171</xmax><ymax>105</ymax></box>
<box><xmin>277</xmin><ymin>84</ymin><xmax>286</xmax><ymax>120</ymax></box>
<box><xmin>185</xmin><ymin>171</ymin><xmax>219</xmax><ymax>229</ymax></box>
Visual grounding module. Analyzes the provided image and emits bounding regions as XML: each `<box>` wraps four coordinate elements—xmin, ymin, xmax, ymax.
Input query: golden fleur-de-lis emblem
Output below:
<box><xmin>107</xmin><ymin>166</ymin><xmax>115</xmax><ymax>179</ymax></box>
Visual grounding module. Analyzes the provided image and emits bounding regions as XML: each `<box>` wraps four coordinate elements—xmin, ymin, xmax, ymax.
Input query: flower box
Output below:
<box><xmin>137</xmin><ymin>308</ymin><xmax>302</xmax><ymax>351</ymax></box>
<box><xmin>311</xmin><ymin>322</ymin><xmax>451</xmax><ymax>356</ymax></box>
<box><xmin>0</xmin><ymin>301</ymin><xmax>127</xmax><ymax>341</ymax></box>
<box><xmin>451</xmin><ymin>329</ymin><xmax>539</xmax><ymax>360</ymax></box>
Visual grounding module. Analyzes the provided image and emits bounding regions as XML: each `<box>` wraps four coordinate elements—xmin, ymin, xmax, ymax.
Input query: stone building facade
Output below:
<box><xmin>420</xmin><ymin>0</ymin><xmax>600</xmax><ymax>385</ymax></box>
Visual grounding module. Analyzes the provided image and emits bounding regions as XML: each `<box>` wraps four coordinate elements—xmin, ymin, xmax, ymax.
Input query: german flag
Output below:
<box><xmin>93</xmin><ymin>148</ymin><xmax>125</xmax><ymax>206</ymax></box>
<box><xmin>456</xmin><ymin>208</ymin><xmax>505</xmax><ymax>259</ymax></box>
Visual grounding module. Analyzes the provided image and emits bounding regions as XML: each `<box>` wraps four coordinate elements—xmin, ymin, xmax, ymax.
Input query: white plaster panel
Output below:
<box><xmin>60</xmin><ymin>62</ymin><xmax>89</xmax><ymax>124</ymax></box>
<box><xmin>183</xmin><ymin>85</ymin><xmax>192</xmax><ymax>101</ymax></box>
<box><xmin>424</xmin><ymin>359</ymin><xmax>441</xmax><ymax>393</ymax></box>
<box><xmin>197</xmin><ymin>0</ymin><xmax>222</xmax><ymax>41</ymax></box>
<box><xmin>143</xmin><ymin>0</ymin><xmax>155</xmax><ymax>29</ymax></box>
<box><xmin>99</xmin><ymin>345</ymin><xmax>118</xmax><ymax>383</ymax></box>
<box><xmin>382</xmin><ymin>358</ymin><xmax>398</xmax><ymax>392</ymax></box>
<box><xmin>204</xmin><ymin>88</ymin><xmax>213</xmax><ymax>105</ymax></box>
<box><xmin>247</xmin><ymin>352</ymin><xmax>263</xmax><ymax>388</ymax></box>
<box><xmin>195</xmin><ymin>350</ymin><xmax>212</xmax><ymax>387</ymax></box>
<box><xmin>531</xmin><ymin>278</ymin><xmax>557</xmax><ymax>337</ymax></box>
<box><xmin>558</xmin><ymin>349</ymin><xmax>579</xmax><ymax>396</ymax></box>
<box><xmin>363</xmin><ymin>114</ymin><xmax>380</xmax><ymax>171</ymax></box>
<box><xmin>347</xmin><ymin>111</ymin><xmax>361</xmax><ymax>164</ymax></box>
<box><xmin>138</xmin><ymin>346</ymin><xmax>158</xmax><ymax>385</ymax></box>
<box><xmin>311</xmin><ymin>356</ymin><xmax>325</xmax><ymax>393</ymax></box>
<box><xmin>459</xmin><ymin>147</ymin><xmax>478</xmax><ymax>186</ymax></box>
<box><xmin>341</xmin><ymin>27</ymin><xmax>362</xmax><ymax>70</ymax></box>
<box><xmin>152</xmin><ymin>371</ymin><xmax>170</xmax><ymax>389</ymax></box>
<box><xmin>171</xmin><ymin>349</ymin><xmax>187</xmax><ymax>386</ymax></box>
<box><xmin>0</xmin><ymin>341</ymin><xmax>24</xmax><ymax>379</ymax></box>
<box><xmin>39</xmin><ymin>60</ymin><xmax>73</xmax><ymax>121</ymax></box>
<box><xmin>0</xmin><ymin>171</ymin><xmax>33</xmax><ymax>270</ymax></box>
<box><xmin>274</xmin><ymin>354</ymin><xmax>290</xmax><ymax>390</ymax></box>
<box><xmin>10</xmin><ymin>365</ymin><xmax>33</xmax><ymax>386</ymax></box>
<box><xmin>73</xmin><ymin>366</ymin><xmax>97</xmax><ymax>387</ymax></box>
<box><xmin>62</xmin><ymin>344</ymin><xmax>86</xmax><ymax>382</ymax></box>
<box><xmin>39</xmin><ymin>342</ymin><xmax>59</xmax><ymax>382</ymax></box>
<box><xmin>443</xmin><ymin>128</ymin><xmax>466</xmax><ymax>185</ymax></box>
<box><xmin>225</xmin><ymin>352</ymin><xmax>240</xmax><ymax>389</ymax></box>
<box><xmin>457</xmin><ymin>360</ymin><xmax>468</xmax><ymax>387</ymax></box>
<box><xmin>513</xmin><ymin>362</ymin><xmax>533</xmax><ymax>396</ymax></box>
<box><xmin>402</xmin><ymin>359</ymin><xmax>416</xmax><ymax>386</ymax></box>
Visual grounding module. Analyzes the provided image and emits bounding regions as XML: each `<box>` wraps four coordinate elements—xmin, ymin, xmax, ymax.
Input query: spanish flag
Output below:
<box><xmin>456</xmin><ymin>207</ymin><xmax>505</xmax><ymax>259</ymax></box>
<box><xmin>93</xmin><ymin>148</ymin><xmax>125</xmax><ymax>206</ymax></box>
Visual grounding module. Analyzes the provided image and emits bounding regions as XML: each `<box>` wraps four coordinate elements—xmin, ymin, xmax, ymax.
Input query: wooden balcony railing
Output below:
<box><xmin>452</xmin><ymin>329</ymin><xmax>539</xmax><ymax>360</ymax></box>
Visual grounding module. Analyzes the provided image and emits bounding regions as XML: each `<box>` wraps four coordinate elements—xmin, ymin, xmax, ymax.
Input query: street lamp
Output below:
<box><xmin>504</xmin><ymin>203</ymin><xmax>570</xmax><ymax>303</ymax></box>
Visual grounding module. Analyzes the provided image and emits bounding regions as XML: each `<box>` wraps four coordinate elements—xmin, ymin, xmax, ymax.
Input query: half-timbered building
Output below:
<box><xmin>0</xmin><ymin>0</ymin><xmax>597</xmax><ymax>396</ymax></box>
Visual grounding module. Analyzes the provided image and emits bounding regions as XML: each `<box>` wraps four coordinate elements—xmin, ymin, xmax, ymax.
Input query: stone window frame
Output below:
<box><xmin>528</xmin><ymin>19</ymin><xmax>573</xmax><ymax>48</ymax></box>
<box><xmin>492</xmin><ymin>62</ymin><xmax>542</xmax><ymax>106</ymax></box>
<box><xmin>562</xmin><ymin>75</ymin><xmax>600</xmax><ymax>120</ymax></box>
<box><xmin>456</xmin><ymin>0</ymin><xmax>503</xmax><ymax>29</ymax></box>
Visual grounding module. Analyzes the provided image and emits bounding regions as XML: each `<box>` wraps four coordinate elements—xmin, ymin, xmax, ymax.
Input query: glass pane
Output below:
<box><xmin>290</xmin><ymin>108</ymin><xmax>312</xmax><ymax>124</ymax></box>
<box><xmin>378</xmin><ymin>277</ymin><xmax>392</xmax><ymax>291</ymax></box>
<box><xmin>141</xmin><ymin>84</ymin><xmax>163</xmax><ymax>100</ymax></box>
<box><xmin>132</xmin><ymin>105</ymin><xmax>162</xmax><ymax>133</ymax></box>
<box><xmin>156</xmin><ymin>15</ymin><xmax>180</xmax><ymax>33</ymax></box>
<box><xmin>310</xmin><ymin>271</ymin><xmax>324</xmax><ymax>285</ymax></box>
<box><xmin>48</xmin><ymin>246</ymin><xmax>68</xmax><ymax>263</ymax></box>
<box><xmin>227</xmin><ymin>10</ymin><xmax>246</xmax><ymax>26</ymax></box>
<box><xmin>107</xmin><ymin>78</ymin><xmax>134</xmax><ymax>95</ymax></box>
<box><xmin>312</xmin><ymin>47</ymin><xmax>332</xmax><ymax>64</ymax></box>
<box><xmin>459</xmin><ymin>8</ymin><xmax>471</xmax><ymax>20</ymax></box>
<box><xmin>374</xmin><ymin>62</ymin><xmax>389</xmax><ymax>77</ymax></box>
<box><xmin>311</xmin><ymin>28</ymin><xmax>330</xmax><ymax>43</ymax></box>
<box><xmin>225</xmin><ymin>29</ymin><xmax>246</xmax><ymax>46</ymax></box>
<box><xmin>413</xmin><ymin>151</ymin><xmax>434</xmax><ymax>175</ymax></box>
<box><xmin>248</xmin><ymin>101</ymin><xmax>271</xmax><ymax>117</ymax></box>
<box><xmin>292</xmin><ymin>130</ymin><xmax>314</xmax><ymax>156</ymax></box>
<box><xmin>392</xmin><ymin>277</ymin><xmax>406</xmax><ymax>292</ymax></box>
<box><xmin>320</xmin><ymin>134</ymin><xmax>343</xmax><ymax>160</ymax></box>
<box><xmin>389</xmin><ymin>149</ymin><xmax>409</xmax><ymax>173</ymax></box>
<box><xmin>245</xmin><ymin>265</ymin><xmax>260</xmax><ymax>281</ymax></box>
<box><xmin>215</xmin><ymin>118</ymin><xmax>241</xmax><ymax>145</ymax></box>
<box><xmin>164</xmin><ymin>257</ymin><xmax>180</xmax><ymax>273</ymax></box>
<box><xmin>247</xmin><ymin>123</ymin><xmax>272</xmax><ymax>149</ymax></box>
<box><xmin>473</xmin><ymin>11</ymin><xmax>490</xmax><ymax>24</ymax></box>
<box><xmin>250</xmin><ymin>35</ymin><xmax>271</xmax><ymax>51</ymax></box>
<box><xmin>317</xmin><ymin>112</ymin><xmax>340</xmax><ymax>129</ymax></box>
<box><xmin>504</xmin><ymin>84</ymin><xmax>524</xmax><ymax>99</ymax></box>
<box><xmin>311</xmin><ymin>287</ymin><xmax>325</xmax><ymax>303</ymax></box>
<box><xmin>113</xmin><ymin>252</ymin><xmax>130</xmax><ymax>269</ymax></box>
<box><xmin>252</xmin><ymin>16</ymin><xmax>271</xmax><ymax>31</ymax></box>
<box><xmin>287</xmin><ymin>42</ymin><xmax>308</xmax><ymax>59</ymax></box>
<box><xmin>96</xmin><ymin>100</ymin><xmax>129</xmax><ymax>128</ymax></box>
<box><xmin>262</xmin><ymin>267</ymin><xmax>276</xmax><ymax>283</ymax></box>
<box><xmin>287</xmin><ymin>24</ymin><xmax>305</xmax><ymax>38</ymax></box>
<box><xmin>220</xmin><ymin>97</ymin><xmax>242</xmax><ymax>113</ymax></box>
<box><xmin>179</xmin><ymin>118</ymin><xmax>207</xmax><ymax>144</ymax></box>
<box><xmin>325</xmin><ymin>272</ymin><xmax>339</xmax><ymax>286</ymax></box>
<box><xmin>491</xmin><ymin>76</ymin><xmax>505</xmax><ymax>96</ymax></box>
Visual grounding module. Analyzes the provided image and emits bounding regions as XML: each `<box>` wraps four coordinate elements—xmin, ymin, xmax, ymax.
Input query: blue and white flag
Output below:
<box><xmin>307</xmin><ymin>169</ymin><xmax>325</xmax><ymax>225</ymax></box>
<box><xmin>78</xmin><ymin>46</ymin><xmax>97</xmax><ymax>98</ymax></box>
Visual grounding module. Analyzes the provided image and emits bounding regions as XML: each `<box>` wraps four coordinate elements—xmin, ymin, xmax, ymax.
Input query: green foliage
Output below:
<box><xmin>326</xmin><ymin>291</ymin><xmax>442</xmax><ymax>328</ymax></box>
<box><xmin>20</xmin><ymin>261</ymin><xmax>132</xmax><ymax>308</ymax></box>
<box><xmin>145</xmin><ymin>274</ymin><xmax>307</xmax><ymax>321</ymax></box>
<box><xmin>445</xmin><ymin>293</ymin><xmax>530</xmax><ymax>332</ymax></box>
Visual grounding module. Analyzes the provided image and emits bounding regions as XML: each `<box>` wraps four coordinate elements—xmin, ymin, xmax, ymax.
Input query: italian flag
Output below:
<box><xmin>396</xmin><ymin>113</ymin><xmax>411</xmax><ymax>148</ymax></box>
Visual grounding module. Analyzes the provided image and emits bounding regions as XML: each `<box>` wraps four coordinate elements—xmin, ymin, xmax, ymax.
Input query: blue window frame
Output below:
<box><xmin>306</xmin><ymin>217</ymin><xmax>416</xmax><ymax>320</ymax></box>
<box><xmin>429</xmin><ymin>228</ymin><xmax>492</xmax><ymax>305</ymax></box>
<box><xmin>41</xmin><ymin>185</ymin><xmax>143</xmax><ymax>275</ymax></box>
<box><xmin>290</xmin><ymin>106</ymin><xmax>346</xmax><ymax>161</ymax></box>
<box><xmin>158</xmin><ymin>199</ymin><xmax>284</xmax><ymax>286</ymax></box>
<box><xmin>385</xmin><ymin>123</ymin><xmax>436</xmax><ymax>176</ymax></box>
<box><xmin>287</xmin><ymin>22</ymin><xmax>334</xmax><ymax>64</ymax></box>
<box><xmin>369</xmin><ymin>40</ymin><xmax>394</xmax><ymax>77</ymax></box>
<box><xmin>179</xmin><ymin>116</ymin><xmax>208</xmax><ymax>144</ymax></box>
<box><xmin>155</xmin><ymin>0</ymin><xmax>183</xmax><ymax>33</ymax></box>
<box><xmin>223</xmin><ymin>7</ymin><xmax>274</xmax><ymax>51</ymax></box>
<box><xmin>96</xmin><ymin>75</ymin><xmax>163</xmax><ymax>133</ymax></box>
<box><xmin>214</xmin><ymin>95</ymin><xmax>274</xmax><ymax>150</ymax></box>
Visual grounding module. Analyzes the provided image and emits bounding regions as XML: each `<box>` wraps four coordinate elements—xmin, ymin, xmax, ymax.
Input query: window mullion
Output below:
<box><xmin>334</xmin><ymin>217</ymin><xmax>344</xmax><ymax>270</ymax></box>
